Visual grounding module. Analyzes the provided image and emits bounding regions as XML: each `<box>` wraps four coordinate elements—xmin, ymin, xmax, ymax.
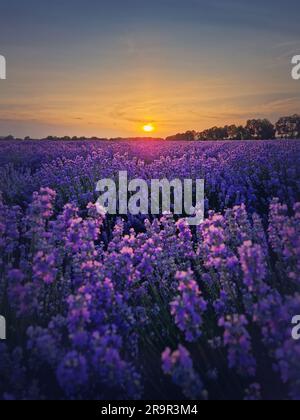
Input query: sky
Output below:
<box><xmin>0</xmin><ymin>0</ymin><xmax>300</xmax><ymax>138</ymax></box>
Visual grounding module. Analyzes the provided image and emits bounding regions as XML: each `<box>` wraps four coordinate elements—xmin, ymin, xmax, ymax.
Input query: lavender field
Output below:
<box><xmin>0</xmin><ymin>139</ymin><xmax>300</xmax><ymax>400</ymax></box>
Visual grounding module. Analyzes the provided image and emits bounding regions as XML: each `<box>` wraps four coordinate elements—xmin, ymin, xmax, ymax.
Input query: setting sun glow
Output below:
<box><xmin>143</xmin><ymin>123</ymin><xmax>155</xmax><ymax>133</ymax></box>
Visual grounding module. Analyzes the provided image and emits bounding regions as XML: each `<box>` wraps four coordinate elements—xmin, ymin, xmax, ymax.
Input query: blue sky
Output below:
<box><xmin>0</xmin><ymin>0</ymin><xmax>299</xmax><ymax>137</ymax></box>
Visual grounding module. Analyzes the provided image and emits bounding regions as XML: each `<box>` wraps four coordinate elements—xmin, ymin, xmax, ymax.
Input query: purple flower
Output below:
<box><xmin>162</xmin><ymin>345</ymin><xmax>206</xmax><ymax>400</ymax></box>
<box><xmin>219</xmin><ymin>314</ymin><xmax>256</xmax><ymax>377</ymax></box>
<box><xmin>1</xmin><ymin>139</ymin><xmax>300</xmax><ymax>400</ymax></box>
<box><xmin>33</xmin><ymin>251</ymin><xmax>57</xmax><ymax>285</ymax></box>
<box><xmin>244</xmin><ymin>383</ymin><xmax>262</xmax><ymax>401</ymax></box>
<box><xmin>239</xmin><ymin>241</ymin><xmax>267</xmax><ymax>293</ymax></box>
<box><xmin>56</xmin><ymin>351</ymin><xmax>89</xmax><ymax>397</ymax></box>
<box><xmin>171</xmin><ymin>270</ymin><xmax>207</xmax><ymax>342</ymax></box>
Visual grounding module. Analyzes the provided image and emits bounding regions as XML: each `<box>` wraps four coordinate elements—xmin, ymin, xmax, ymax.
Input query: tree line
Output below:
<box><xmin>166</xmin><ymin>114</ymin><xmax>300</xmax><ymax>141</ymax></box>
<box><xmin>1</xmin><ymin>114</ymin><xmax>300</xmax><ymax>142</ymax></box>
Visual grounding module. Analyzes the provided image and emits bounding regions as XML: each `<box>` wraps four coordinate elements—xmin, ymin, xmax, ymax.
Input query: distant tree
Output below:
<box><xmin>226</xmin><ymin>125</ymin><xmax>248</xmax><ymax>140</ymax></box>
<box><xmin>187</xmin><ymin>131</ymin><xmax>197</xmax><ymax>141</ymax></box>
<box><xmin>165</xmin><ymin>115</ymin><xmax>300</xmax><ymax>142</ymax></box>
<box><xmin>245</xmin><ymin>119</ymin><xmax>275</xmax><ymax>140</ymax></box>
<box><xmin>226</xmin><ymin>125</ymin><xmax>237</xmax><ymax>139</ymax></box>
<box><xmin>196</xmin><ymin>120</ymin><xmax>276</xmax><ymax>141</ymax></box>
<box><xmin>211</xmin><ymin>127</ymin><xmax>228</xmax><ymax>140</ymax></box>
<box><xmin>166</xmin><ymin>130</ymin><xmax>196</xmax><ymax>141</ymax></box>
<box><xmin>198</xmin><ymin>126</ymin><xmax>228</xmax><ymax>141</ymax></box>
<box><xmin>24</xmin><ymin>136</ymin><xmax>31</xmax><ymax>141</ymax></box>
<box><xmin>275</xmin><ymin>114</ymin><xmax>300</xmax><ymax>139</ymax></box>
<box><xmin>197</xmin><ymin>129</ymin><xmax>209</xmax><ymax>141</ymax></box>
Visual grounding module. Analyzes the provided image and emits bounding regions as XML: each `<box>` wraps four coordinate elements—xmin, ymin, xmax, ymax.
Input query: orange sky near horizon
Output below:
<box><xmin>0</xmin><ymin>0</ymin><xmax>300</xmax><ymax>138</ymax></box>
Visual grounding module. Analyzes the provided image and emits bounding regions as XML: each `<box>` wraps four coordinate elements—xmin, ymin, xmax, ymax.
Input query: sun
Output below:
<box><xmin>143</xmin><ymin>123</ymin><xmax>155</xmax><ymax>133</ymax></box>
